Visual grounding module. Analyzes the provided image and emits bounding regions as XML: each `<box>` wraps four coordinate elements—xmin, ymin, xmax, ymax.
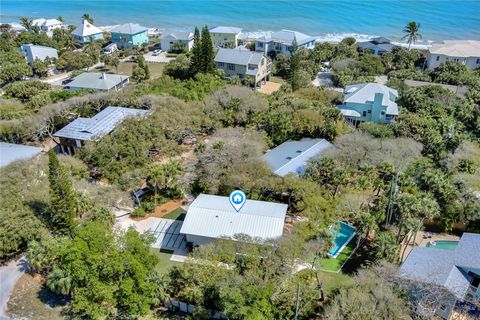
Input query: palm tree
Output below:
<box><xmin>20</xmin><ymin>17</ymin><xmax>32</xmax><ymax>30</ymax></box>
<box><xmin>81</xmin><ymin>13</ymin><xmax>94</xmax><ymax>24</ymax></box>
<box><xmin>57</xmin><ymin>16</ymin><xmax>64</xmax><ymax>23</ymax></box>
<box><xmin>47</xmin><ymin>268</ymin><xmax>72</xmax><ymax>295</ymax></box>
<box><xmin>402</xmin><ymin>21</ymin><xmax>422</xmax><ymax>50</ymax></box>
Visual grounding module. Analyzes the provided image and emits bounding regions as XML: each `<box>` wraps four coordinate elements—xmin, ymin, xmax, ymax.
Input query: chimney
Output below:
<box><xmin>101</xmin><ymin>72</ymin><xmax>106</xmax><ymax>79</ymax></box>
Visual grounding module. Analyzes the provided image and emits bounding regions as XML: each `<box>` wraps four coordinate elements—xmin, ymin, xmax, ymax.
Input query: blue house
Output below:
<box><xmin>338</xmin><ymin>83</ymin><xmax>399</xmax><ymax>126</ymax></box>
<box><xmin>110</xmin><ymin>23</ymin><xmax>148</xmax><ymax>49</ymax></box>
<box><xmin>72</xmin><ymin>20</ymin><xmax>104</xmax><ymax>44</ymax></box>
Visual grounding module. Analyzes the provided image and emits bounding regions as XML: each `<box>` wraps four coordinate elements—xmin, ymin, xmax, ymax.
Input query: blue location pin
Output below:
<box><xmin>229</xmin><ymin>190</ymin><xmax>246</xmax><ymax>212</ymax></box>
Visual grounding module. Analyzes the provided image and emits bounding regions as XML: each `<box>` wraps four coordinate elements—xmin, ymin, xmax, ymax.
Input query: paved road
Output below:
<box><xmin>0</xmin><ymin>256</ymin><xmax>29</xmax><ymax>320</ymax></box>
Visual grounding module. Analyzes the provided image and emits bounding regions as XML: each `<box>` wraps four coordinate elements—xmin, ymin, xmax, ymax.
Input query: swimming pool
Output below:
<box><xmin>426</xmin><ymin>240</ymin><xmax>459</xmax><ymax>250</ymax></box>
<box><xmin>328</xmin><ymin>222</ymin><xmax>356</xmax><ymax>258</ymax></box>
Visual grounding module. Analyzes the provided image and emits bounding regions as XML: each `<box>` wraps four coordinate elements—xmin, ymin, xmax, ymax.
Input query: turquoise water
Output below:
<box><xmin>426</xmin><ymin>240</ymin><xmax>459</xmax><ymax>250</ymax></box>
<box><xmin>328</xmin><ymin>222</ymin><xmax>356</xmax><ymax>257</ymax></box>
<box><xmin>1</xmin><ymin>0</ymin><xmax>479</xmax><ymax>41</ymax></box>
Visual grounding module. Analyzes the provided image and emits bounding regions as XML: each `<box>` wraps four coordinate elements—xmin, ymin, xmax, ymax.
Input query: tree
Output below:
<box><xmin>20</xmin><ymin>17</ymin><xmax>32</xmax><ymax>31</ymax></box>
<box><xmin>200</xmin><ymin>25</ymin><xmax>215</xmax><ymax>74</ymax></box>
<box><xmin>402</xmin><ymin>21</ymin><xmax>422</xmax><ymax>50</ymax></box>
<box><xmin>189</xmin><ymin>27</ymin><xmax>202</xmax><ymax>76</ymax></box>
<box><xmin>55</xmin><ymin>51</ymin><xmax>92</xmax><ymax>71</ymax></box>
<box><xmin>57</xmin><ymin>16</ymin><xmax>64</xmax><ymax>23</ymax></box>
<box><xmin>32</xmin><ymin>58</ymin><xmax>49</xmax><ymax>78</ymax></box>
<box><xmin>371</xmin><ymin>230</ymin><xmax>400</xmax><ymax>263</ymax></box>
<box><xmin>147</xmin><ymin>160</ymin><xmax>183</xmax><ymax>205</ymax></box>
<box><xmin>131</xmin><ymin>54</ymin><xmax>150</xmax><ymax>82</ymax></box>
<box><xmin>48</xmin><ymin>150</ymin><xmax>77</xmax><ymax>233</ymax></box>
<box><xmin>81</xmin><ymin>13</ymin><xmax>94</xmax><ymax>24</ymax></box>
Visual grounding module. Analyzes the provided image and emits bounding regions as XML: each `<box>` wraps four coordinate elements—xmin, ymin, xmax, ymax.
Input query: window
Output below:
<box><xmin>436</xmin><ymin>55</ymin><xmax>440</xmax><ymax>61</ymax></box>
<box><xmin>367</xmin><ymin>110</ymin><xmax>371</xmax><ymax>114</ymax></box>
<box><xmin>477</xmin><ymin>58</ymin><xmax>480</xmax><ymax>64</ymax></box>
<box><xmin>218</xmin><ymin>62</ymin><xmax>224</xmax><ymax>67</ymax></box>
<box><xmin>227</xmin><ymin>64</ymin><xmax>235</xmax><ymax>71</ymax></box>
<box><xmin>258</xmin><ymin>42</ymin><xmax>263</xmax><ymax>48</ymax></box>
<box><xmin>362</xmin><ymin>111</ymin><xmax>367</xmax><ymax>117</ymax></box>
<box><xmin>381</xmin><ymin>111</ymin><xmax>386</xmax><ymax>116</ymax></box>
<box><xmin>440</xmin><ymin>304</ymin><xmax>447</xmax><ymax>311</ymax></box>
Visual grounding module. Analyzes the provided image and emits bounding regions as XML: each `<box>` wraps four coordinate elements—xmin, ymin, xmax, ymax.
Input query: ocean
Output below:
<box><xmin>1</xmin><ymin>0</ymin><xmax>479</xmax><ymax>42</ymax></box>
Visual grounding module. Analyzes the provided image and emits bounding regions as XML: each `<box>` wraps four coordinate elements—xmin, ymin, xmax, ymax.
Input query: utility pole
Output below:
<box><xmin>386</xmin><ymin>173</ymin><xmax>397</xmax><ymax>225</ymax></box>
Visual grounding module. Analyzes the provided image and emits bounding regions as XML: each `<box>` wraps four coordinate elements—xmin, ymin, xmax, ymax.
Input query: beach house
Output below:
<box><xmin>72</xmin><ymin>19</ymin><xmax>104</xmax><ymax>44</ymax></box>
<box><xmin>53</xmin><ymin>106</ymin><xmax>150</xmax><ymax>155</ymax></box>
<box><xmin>180</xmin><ymin>194</ymin><xmax>287</xmax><ymax>246</ymax></box>
<box><xmin>31</xmin><ymin>18</ymin><xmax>63</xmax><ymax>36</ymax></box>
<box><xmin>20</xmin><ymin>44</ymin><xmax>58</xmax><ymax>64</ymax></box>
<box><xmin>255</xmin><ymin>29</ymin><xmax>316</xmax><ymax>56</ymax></box>
<box><xmin>400</xmin><ymin>233</ymin><xmax>480</xmax><ymax>319</ymax></box>
<box><xmin>160</xmin><ymin>32</ymin><xmax>194</xmax><ymax>52</ymax></box>
<box><xmin>426</xmin><ymin>40</ymin><xmax>480</xmax><ymax>70</ymax></box>
<box><xmin>337</xmin><ymin>83</ymin><xmax>399</xmax><ymax>126</ymax></box>
<box><xmin>65</xmin><ymin>72</ymin><xmax>129</xmax><ymax>92</ymax></box>
<box><xmin>358</xmin><ymin>37</ymin><xmax>395</xmax><ymax>55</ymax></box>
<box><xmin>110</xmin><ymin>23</ymin><xmax>148</xmax><ymax>49</ymax></box>
<box><xmin>210</xmin><ymin>26</ymin><xmax>242</xmax><ymax>48</ymax></box>
<box><xmin>214</xmin><ymin>47</ymin><xmax>271</xmax><ymax>88</ymax></box>
<box><xmin>263</xmin><ymin>138</ymin><xmax>333</xmax><ymax>177</ymax></box>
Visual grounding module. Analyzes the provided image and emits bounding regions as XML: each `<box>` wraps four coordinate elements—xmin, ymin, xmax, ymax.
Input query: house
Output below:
<box><xmin>65</xmin><ymin>72</ymin><xmax>129</xmax><ymax>92</ymax></box>
<box><xmin>160</xmin><ymin>32</ymin><xmax>194</xmax><ymax>52</ymax></box>
<box><xmin>214</xmin><ymin>48</ymin><xmax>271</xmax><ymax>88</ymax></box>
<box><xmin>31</xmin><ymin>18</ymin><xmax>63</xmax><ymax>36</ymax></box>
<box><xmin>427</xmin><ymin>40</ymin><xmax>480</xmax><ymax>70</ymax></box>
<box><xmin>53</xmin><ymin>106</ymin><xmax>150</xmax><ymax>155</ymax></box>
<box><xmin>20</xmin><ymin>44</ymin><xmax>58</xmax><ymax>64</ymax></box>
<box><xmin>337</xmin><ymin>83</ymin><xmax>399</xmax><ymax>126</ymax></box>
<box><xmin>0</xmin><ymin>142</ymin><xmax>43</xmax><ymax>168</ymax></box>
<box><xmin>210</xmin><ymin>26</ymin><xmax>242</xmax><ymax>48</ymax></box>
<box><xmin>180</xmin><ymin>194</ymin><xmax>287</xmax><ymax>246</ymax></box>
<box><xmin>72</xmin><ymin>19</ymin><xmax>104</xmax><ymax>44</ymax></box>
<box><xmin>102</xmin><ymin>43</ymin><xmax>118</xmax><ymax>55</ymax></box>
<box><xmin>400</xmin><ymin>233</ymin><xmax>480</xmax><ymax>319</ymax></box>
<box><xmin>358</xmin><ymin>37</ymin><xmax>395</xmax><ymax>55</ymax></box>
<box><xmin>255</xmin><ymin>29</ymin><xmax>316</xmax><ymax>56</ymax></box>
<box><xmin>110</xmin><ymin>23</ymin><xmax>148</xmax><ymax>49</ymax></box>
<box><xmin>263</xmin><ymin>138</ymin><xmax>333</xmax><ymax>177</ymax></box>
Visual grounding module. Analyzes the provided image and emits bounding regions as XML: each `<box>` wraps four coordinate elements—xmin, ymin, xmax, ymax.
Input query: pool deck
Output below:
<box><xmin>400</xmin><ymin>231</ymin><xmax>460</xmax><ymax>262</ymax></box>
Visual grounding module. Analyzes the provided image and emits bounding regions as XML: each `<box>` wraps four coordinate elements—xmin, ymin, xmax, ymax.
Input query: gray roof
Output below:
<box><xmin>66</xmin><ymin>72</ymin><xmax>128</xmax><ymax>91</ymax></box>
<box><xmin>358</xmin><ymin>40</ymin><xmax>394</xmax><ymax>53</ymax></box>
<box><xmin>210</xmin><ymin>26</ymin><xmax>242</xmax><ymax>34</ymax></box>
<box><xmin>344</xmin><ymin>83</ymin><xmax>399</xmax><ymax>116</ymax></box>
<box><xmin>263</xmin><ymin>138</ymin><xmax>333</xmax><ymax>177</ymax></box>
<box><xmin>161</xmin><ymin>32</ymin><xmax>194</xmax><ymax>41</ymax></box>
<box><xmin>110</xmin><ymin>23</ymin><xmax>147</xmax><ymax>35</ymax></box>
<box><xmin>72</xmin><ymin>19</ymin><xmax>103</xmax><ymax>37</ymax></box>
<box><xmin>180</xmin><ymin>194</ymin><xmax>287</xmax><ymax>241</ymax></box>
<box><xmin>20</xmin><ymin>44</ymin><xmax>58</xmax><ymax>63</ymax></box>
<box><xmin>400</xmin><ymin>232</ymin><xmax>480</xmax><ymax>299</ymax></box>
<box><xmin>215</xmin><ymin>48</ymin><xmax>265</xmax><ymax>66</ymax></box>
<box><xmin>0</xmin><ymin>143</ymin><xmax>43</xmax><ymax>168</ymax></box>
<box><xmin>53</xmin><ymin>106</ymin><xmax>150</xmax><ymax>141</ymax></box>
<box><xmin>258</xmin><ymin>29</ymin><xmax>316</xmax><ymax>46</ymax></box>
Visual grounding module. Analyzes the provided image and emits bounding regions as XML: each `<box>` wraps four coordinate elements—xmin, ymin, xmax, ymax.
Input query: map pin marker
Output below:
<box><xmin>229</xmin><ymin>190</ymin><xmax>246</xmax><ymax>212</ymax></box>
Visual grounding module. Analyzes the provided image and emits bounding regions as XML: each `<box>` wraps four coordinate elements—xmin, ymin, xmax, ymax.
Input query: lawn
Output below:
<box><xmin>270</xmin><ymin>76</ymin><xmax>286</xmax><ymax>84</ymax></box>
<box><xmin>99</xmin><ymin>61</ymin><xmax>165</xmax><ymax>79</ymax></box>
<box><xmin>151</xmin><ymin>248</ymin><xmax>182</xmax><ymax>274</ymax></box>
<box><xmin>319</xmin><ymin>271</ymin><xmax>354</xmax><ymax>296</ymax></box>
<box><xmin>313</xmin><ymin>237</ymin><xmax>357</xmax><ymax>273</ymax></box>
<box><xmin>162</xmin><ymin>207</ymin><xmax>186</xmax><ymax>221</ymax></box>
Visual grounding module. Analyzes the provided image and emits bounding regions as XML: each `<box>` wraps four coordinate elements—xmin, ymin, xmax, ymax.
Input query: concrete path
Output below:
<box><xmin>0</xmin><ymin>256</ymin><xmax>29</xmax><ymax>319</ymax></box>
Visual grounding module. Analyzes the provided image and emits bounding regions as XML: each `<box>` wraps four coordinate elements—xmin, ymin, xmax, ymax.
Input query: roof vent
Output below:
<box><xmin>296</xmin><ymin>150</ymin><xmax>302</xmax><ymax>153</ymax></box>
<box><xmin>286</xmin><ymin>156</ymin><xmax>292</xmax><ymax>160</ymax></box>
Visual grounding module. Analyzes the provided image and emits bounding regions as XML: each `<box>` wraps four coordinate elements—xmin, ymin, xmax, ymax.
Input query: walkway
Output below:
<box><xmin>0</xmin><ymin>256</ymin><xmax>29</xmax><ymax>320</ymax></box>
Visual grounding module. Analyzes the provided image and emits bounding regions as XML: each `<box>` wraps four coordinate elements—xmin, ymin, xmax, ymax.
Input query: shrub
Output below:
<box><xmin>358</xmin><ymin>122</ymin><xmax>395</xmax><ymax>138</ymax></box>
<box><xmin>3</xmin><ymin>80</ymin><xmax>51</xmax><ymax>103</ymax></box>
<box><xmin>130</xmin><ymin>206</ymin><xmax>146</xmax><ymax>217</ymax></box>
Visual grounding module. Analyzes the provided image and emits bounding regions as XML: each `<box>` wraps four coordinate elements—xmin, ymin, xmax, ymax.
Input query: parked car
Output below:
<box><xmin>152</xmin><ymin>49</ymin><xmax>162</xmax><ymax>56</ymax></box>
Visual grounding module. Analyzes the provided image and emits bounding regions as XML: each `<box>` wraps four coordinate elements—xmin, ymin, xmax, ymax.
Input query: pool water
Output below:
<box><xmin>426</xmin><ymin>240</ymin><xmax>459</xmax><ymax>250</ymax></box>
<box><xmin>328</xmin><ymin>222</ymin><xmax>356</xmax><ymax>257</ymax></box>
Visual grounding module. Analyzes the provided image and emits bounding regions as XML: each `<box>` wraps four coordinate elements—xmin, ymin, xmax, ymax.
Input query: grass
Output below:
<box><xmin>99</xmin><ymin>62</ymin><xmax>165</xmax><ymax>79</ymax></box>
<box><xmin>319</xmin><ymin>271</ymin><xmax>354</xmax><ymax>296</ymax></box>
<box><xmin>151</xmin><ymin>248</ymin><xmax>182</xmax><ymax>274</ymax></box>
<box><xmin>270</xmin><ymin>76</ymin><xmax>286</xmax><ymax>84</ymax></box>
<box><xmin>313</xmin><ymin>236</ymin><xmax>357</xmax><ymax>273</ymax></box>
<box><xmin>162</xmin><ymin>207</ymin><xmax>186</xmax><ymax>221</ymax></box>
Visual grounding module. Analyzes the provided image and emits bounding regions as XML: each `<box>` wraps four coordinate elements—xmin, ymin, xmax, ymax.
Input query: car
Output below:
<box><xmin>152</xmin><ymin>49</ymin><xmax>162</xmax><ymax>56</ymax></box>
<box><xmin>62</xmin><ymin>78</ymin><xmax>73</xmax><ymax>85</ymax></box>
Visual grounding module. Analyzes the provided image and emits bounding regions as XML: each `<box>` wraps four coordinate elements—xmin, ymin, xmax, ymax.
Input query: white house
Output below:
<box><xmin>210</xmin><ymin>26</ymin><xmax>242</xmax><ymax>48</ymax></box>
<box><xmin>160</xmin><ymin>32</ymin><xmax>194</xmax><ymax>52</ymax></box>
<box><xmin>72</xmin><ymin>19</ymin><xmax>104</xmax><ymax>44</ymax></box>
<box><xmin>31</xmin><ymin>18</ymin><xmax>63</xmax><ymax>36</ymax></box>
<box><xmin>427</xmin><ymin>40</ymin><xmax>480</xmax><ymax>70</ymax></box>
<box><xmin>20</xmin><ymin>44</ymin><xmax>58</xmax><ymax>64</ymax></box>
<box><xmin>180</xmin><ymin>194</ymin><xmax>288</xmax><ymax>246</ymax></box>
<box><xmin>255</xmin><ymin>29</ymin><xmax>316</xmax><ymax>56</ymax></box>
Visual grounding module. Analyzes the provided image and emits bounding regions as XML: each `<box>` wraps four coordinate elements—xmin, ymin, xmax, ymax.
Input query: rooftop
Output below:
<box><xmin>215</xmin><ymin>48</ymin><xmax>265</xmax><ymax>66</ymax></box>
<box><xmin>72</xmin><ymin>19</ymin><xmax>103</xmax><ymax>37</ymax></box>
<box><xmin>66</xmin><ymin>72</ymin><xmax>128</xmax><ymax>91</ymax></box>
<box><xmin>429</xmin><ymin>40</ymin><xmax>480</xmax><ymax>58</ymax></box>
<box><xmin>110</xmin><ymin>23</ymin><xmax>148</xmax><ymax>35</ymax></box>
<box><xmin>53</xmin><ymin>106</ymin><xmax>150</xmax><ymax>141</ymax></box>
<box><xmin>180</xmin><ymin>194</ymin><xmax>288</xmax><ymax>241</ymax></box>
<box><xmin>344</xmin><ymin>83</ymin><xmax>399</xmax><ymax>116</ymax></box>
<box><xmin>210</xmin><ymin>26</ymin><xmax>242</xmax><ymax>34</ymax></box>
<box><xmin>31</xmin><ymin>18</ymin><xmax>62</xmax><ymax>27</ymax></box>
<box><xmin>20</xmin><ymin>44</ymin><xmax>58</xmax><ymax>63</ymax></box>
<box><xmin>162</xmin><ymin>32</ymin><xmax>194</xmax><ymax>40</ymax></box>
<box><xmin>0</xmin><ymin>143</ymin><xmax>43</xmax><ymax>168</ymax></box>
<box><xmin>263</xmin><ymin>138</ymin><xmax>333</xmax><ymax>177</ymax></box>
<box><xmin>400</xmin><ymin>232</ymin><xmax>480</xmax><ymax>299</ymax></box>
<box><xmin>258</xmin><ymin>29</ymin><xmax>316</xmax><ymax>46</ymax></box>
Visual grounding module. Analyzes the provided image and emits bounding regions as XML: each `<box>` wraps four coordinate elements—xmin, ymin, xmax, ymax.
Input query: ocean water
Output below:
<box><xmin>1</xmin><ymin>0</ymin><xmax>479</xmax><ymax>42</ymax></box>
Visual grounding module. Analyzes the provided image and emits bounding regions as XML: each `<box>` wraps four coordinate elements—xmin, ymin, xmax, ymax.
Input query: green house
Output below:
<box><xmin>110</xmin><ymin>23</ymin><xmax>148</xmax><ymax>49</ymax></box>
<box><xmin>337</xmin><ymin>83</ymin><xmax>399</xmax><ymax>126</ymax></box>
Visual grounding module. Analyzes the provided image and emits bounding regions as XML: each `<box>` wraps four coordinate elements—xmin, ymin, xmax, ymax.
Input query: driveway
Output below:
<box><xmin>144</xmin><ymin>52</ymin><xmax>174</xmax><ymax>64</ymax></box>
<box><xmin>312</xmin><ymin>71</ymin><xmax>335</xmax><ymax>88</ymax></box>
<box><xmin>0</xmin><ymin>256</ymin><xmax>29</xmax><ymax>319</ymax></box>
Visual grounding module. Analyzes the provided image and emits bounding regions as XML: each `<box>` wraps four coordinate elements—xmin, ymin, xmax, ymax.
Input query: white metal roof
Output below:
<box><xmin>263</xmin><ymin>138</ymin><xmax>333</xmax><ymax>177</ymax></box>
<box><xmin>31</xmin><ymin>18</ymin><xmax>62</xmax><ymax>27</ymax></box>
<box><xmin>20</xmin><ymin>44</ymin><xmax>58</xmax><ymax>63</ymax></box>
<box><xmin>53</xmin><ymin>106</ymin><xmax>150</xmax><ymax>141</ymax></box>
<box><xmin>344</xmin><ymin>83</ymin><xmax>399</xmax><ymax>116</ymax></box>
<box><xmin>72</xmin><ymin>19</ymin><xmax>103</xmax><ymax>37</ymax></box>
<box><xmin>429</xmin><ymin>40</ymin><xmax>480</xmax><ymax>58</ymax></box>
<box><xmin>0</xmin><ymin>143</ymin><xmax>43</xmax><ymax>168</ymax></box>
<box><xmin>110</xmin><ymin>23</ymin><xmax>147</xmax><ymax>35</ymax></box>
<box><xmin>211</xmin><ymin>26</ymin><xmax>242</xmax><ymax>34</ymax></box>
<box><xmin>66</xmin><ymin>72</ymin><xmax>128</xmax><ymax>91</ymax></box>
<box><xmin>258</xmin><ymin>29</ymin><xmax>316</xmax><ymax>46</ymax></box>
<box><xmin>215</xmin><ymin>48</ymin><xmax>264</xmax><ymax>66</ymax></box>
<box><xmin>161</xmin><ymin>32</ymin><xmax>194</xmax><ymax>41</ymax></box>
<box><xmin>180</xmin><ymin>194</ymin><xmax>287</xmax><ymax>241</ymax></box>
